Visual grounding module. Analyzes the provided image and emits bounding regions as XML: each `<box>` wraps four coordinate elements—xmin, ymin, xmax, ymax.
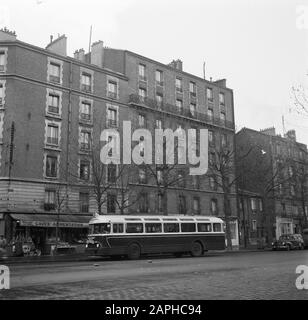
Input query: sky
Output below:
<box><xmin>1</xmin><ymin>0</ymin><xmax>308</xmax><ymax>144</ymax></box>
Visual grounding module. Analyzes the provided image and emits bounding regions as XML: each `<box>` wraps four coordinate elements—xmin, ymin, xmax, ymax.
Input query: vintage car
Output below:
<box><xmin>272</xmin><ymin>234</ymin><xmax>305</xmax><ymax>251</ymax></box>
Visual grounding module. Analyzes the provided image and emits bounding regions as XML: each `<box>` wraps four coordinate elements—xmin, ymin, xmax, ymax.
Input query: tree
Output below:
<box><xmin>292</xmin><ymin>84</ymin><xmax>308</xmax><ymax>116</ymax></box>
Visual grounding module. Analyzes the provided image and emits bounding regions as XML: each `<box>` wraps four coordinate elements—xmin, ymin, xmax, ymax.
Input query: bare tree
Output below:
<box><xmin>292</xmin><ymin>85</ymin><xmax>308</xmax><ymax>116</ymax></box>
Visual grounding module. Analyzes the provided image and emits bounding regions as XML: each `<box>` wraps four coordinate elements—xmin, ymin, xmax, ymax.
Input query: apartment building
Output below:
<box><xmin>0</xmin><ymin>28</ymin><xmax>239</xmax><ymax>251</ymax></box>
<box><xmin>236</xmin><ymin>127</ymin><xmax>308</xmax><ymax>244</ymax></box>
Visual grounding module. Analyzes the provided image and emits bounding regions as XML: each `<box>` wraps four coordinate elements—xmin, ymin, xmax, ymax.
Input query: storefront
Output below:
<box><xmin>4</xmin><ymin>213</ymin><xmax>91</xmax><ymax>255</ymax></box>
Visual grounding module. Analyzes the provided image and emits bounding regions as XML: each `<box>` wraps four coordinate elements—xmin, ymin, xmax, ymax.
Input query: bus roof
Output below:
<box><xmin>88</xmin><ymin>215</ymin><xmax>224</xmax><ymax>225</ymax></box>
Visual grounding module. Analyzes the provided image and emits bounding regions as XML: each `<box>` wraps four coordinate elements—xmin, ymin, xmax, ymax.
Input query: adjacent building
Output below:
<box><xmin>236</xmin><ymin>127</ymin><xmax>308</xmax><ymax>245</ymax></box>
<box><xmin>0</xmin><ymin>29</ymin><xmax>238</xmax><ymax>252</ymax></box>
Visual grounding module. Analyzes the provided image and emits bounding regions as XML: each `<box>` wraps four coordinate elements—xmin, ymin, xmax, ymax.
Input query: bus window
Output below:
<box><xmin>126</xmin><ymin>223</ymin><xmax>144</xmax><ymax>233</ymax></box>
<box><xmin>213</xmin><ymin>223</ymin><xmax>222</xmax><ymax>232</ymax></box>
<box><xmin>92</xmin><ymin>224</ymin><xmax>111</xmax><ymax>234</ymax></box>
<box><xmin>181</xmin><ymin>223</ymin><xmax>196</xmax><ymax>233</ymax></box>
<box><xmin>198</xmin><ymin>223</ymin><xmax>212</xmax><ymax>233</ymax></box>
<box><xmin>145</xmin><ymin>223</ymin><xmax>162</xmax><ymax>233</ymax></box>
<box><xmin>164</xmin><ymin>223</ymin><xmax>180</xmax><ymax>233</ymax></box>
<box><xmin>113</xmin><ymin>223</ymin><xmax>124</xmax><ymax>234</ymax></box>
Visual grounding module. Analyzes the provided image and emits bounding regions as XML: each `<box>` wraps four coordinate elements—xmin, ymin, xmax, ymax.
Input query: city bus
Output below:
<box><xmin>85</xmin><ymin>215</ymin><xmax>226</xmax><ymax>259</ymax></box>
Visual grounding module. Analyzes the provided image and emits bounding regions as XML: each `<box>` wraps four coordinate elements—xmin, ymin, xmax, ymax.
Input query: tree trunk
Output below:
<box><xmin>223</xmin><ymin>191</ymin><xmax>233</xmax><ymax>251</ymax></box>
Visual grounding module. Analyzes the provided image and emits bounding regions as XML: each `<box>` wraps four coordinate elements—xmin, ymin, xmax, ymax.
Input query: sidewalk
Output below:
<box><xmin>0</xmin><ymin>248</ymin><xmax>271</xmax><ymax>265</ymax></box>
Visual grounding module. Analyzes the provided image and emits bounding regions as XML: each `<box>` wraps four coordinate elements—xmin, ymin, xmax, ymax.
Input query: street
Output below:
<box><xmin>0</xmin><ymin>250</ymin><xmax>307</xmax><ymax>300</ymax></box>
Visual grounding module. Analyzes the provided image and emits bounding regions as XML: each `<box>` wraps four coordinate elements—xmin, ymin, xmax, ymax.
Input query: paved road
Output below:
<box><xmin>0</xmin><ymin>250</ymin><xmax>307</xmax><ymax>300</ymax></box>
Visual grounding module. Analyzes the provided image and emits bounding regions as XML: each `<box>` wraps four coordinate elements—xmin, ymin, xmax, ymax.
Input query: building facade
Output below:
<box><xmin>0</xmin><ymin>29</ymin><xmax>238</xmax><ymax>252</ymax></box>
<box><xmin>236</xmin><ymin>127</ymin><xmax>308</xmax><ymax>244</ymax></box>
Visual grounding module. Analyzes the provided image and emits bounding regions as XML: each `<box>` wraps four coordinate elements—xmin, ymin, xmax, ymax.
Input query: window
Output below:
<box><xmin>113</xmin><ymin>224</ymin><xmax>124</xmax><ymax>234</ymax></box>
<box><xmin>138</xmin><ymin>114</ymin><xmax>146</xmax><ymax>127</ymax></box>
<box><xmin>139</xmin><ymin>64</ymin><xmax>146</xmax><ymax>81</ymax></box>
<box><xmin>190</xmin><ymin>103</ymin><xmax>196</xmax><ymax>117</ymax></box>
<box><xmin>81</xmin><ymin>73</ymin><xmax>92</xmax><ymax>92</ymax></box>
<box><xmin>107</xmin><ymin>194</ymin><xmax>117</xmax><ymax>214</ymax></box>
<box><xmin>176</xmin><ymin>78</ymin><xmax>183</xmax><ymax>92</ymax></box>
<box><xmin>45</xmin><ymin>190</ymin><xmax>56</xmax><ymax>205</ymax></box>
<box><xmin>107</xmin><ymin>108</ymin><xmax>118</xmax><ymax>127</ymax></box>
<box><xmin>108</xmin><ymin>81</ymin><xmax>118</xmax><ymax>99</ymax></box>
<box><xmin>219</xmin><ymin>93</ymin><xmax>225</xmax><ymax>105</ymax></box>
<box><xmin>139</xmin><ymin>168</ymin><xmax>147</xmax><ymax>184</ymax></box>
<box><xmin>126</xmin><ymin>223</ymin><xmax>144</xmax><ymax>233</ymax></box>
<box><xmin>192</xmin><ymin>176</ymin><xmax>200</xmax><ymax>189</ymax></box>
<box><xmin>259</xmin><ymin>199</ymin><xmax>263</xmax><ymax>212</ymax></box>
<box><xmin>213</xmin><ymin>223</ymin><xmax>222</xmax><ymax>232</ymax></box>
<box><xmin>211</xmin><ymin>199</ymin><xmax>218</xmax><ymax>215</ymax></box>
<box><xmin>145</xmin><ymin>223</ymin><xmax>162</xmax><ymax>233</ymax></box>
<box><xmin>92</xmin><ymin>224</ymin><xmax>111</xmax><ymax>234</ymax></box>
<box><xmin>220</xmin><ymin>112</ymin><xmax>226</xmax><ymax>124</ymax></box>
<box><xmin>251</xmin><ymin>198</ymin><xmax>257</xmax><ymax>211</ymax></box>
<box><xmin>80</xmin><ymin>193</ymin><xmax>89</xmax><ymax>213</ymax></box>
<box><xmin>49</xmin><ymin>62</ymin><xmax>61</xmax><ymax>83</ymax></box>
<box><xmin>210</xmin><ymin>152</ymin><xmax>216</xmax><ymax>166</ymax></box>
<box><xmin>193</xmin><ymin>197</ymin><xmax>200</xmax><ymax>214</ymax></box>
<box><xmin>80</xmin><ymin>101</ymin><xmax>92</xmax><ymax>121</ymax></box>
<box><xmin>48</xmin><ymin>94</ymin><xmax>60</xmax><ymax>115</ymax></box>
<box><xmin>221</xmin><ymin>134</ymin><xmax>227</xmax><ymax>148</ymax></box>
<box><xmin>157</xmin><ymin>169</ymin><xmax>163</xmax><ymax>184</ymax></box>
<box><xmin>178</xmin><ymin>171</ymin><xmax>186</xmax><ymax>188</ymax></box>
<box><xmin>139</xmin><ymin>88</ymin><xmax>147</xmax><ymax>102</ymax></box>
<box><xmin>190</xmin><ymin>82</ymin><xmax>197</xmax><ymax>97</ymax></box>
<box><xmin>176</xmin><ymin>99</ymin><xmax>183</xmax><ymax>113</ymax></box>
<box><xmin>156</xmin><ymin>94</ymin><xmax>163</xmax><ymax>108</ymax></box>
<box><xmin>252</xmin><ymin>220</ymin><xmax>257</xmax><ymax>231</ymax></box>
<box><xmin>208</xmin><ymin>109</ymin><xmax>214</xmax><ymax>121</ymax></box>
<box><xmin>45</xmin><ymin>155</ymin><xmax>58</xmax><ymax>178</ymax></box>
<box><xmin>209</xmin><ymin>130</ymin><xmax>214</xmax><ymax>145</ymax></box>
<box><xmin>108</xmin><ymin>164</ymin><xmax>117</xmax><ymax>183</ymax></box>
<box><xmin>156</xmin><ymin>70</ymin><xmax>163</xmax><ymax>86</ymax></box>
<box><xmin>207</xmin><ymin>88</ymin><xmax>213</xmax><ymax>101</ymax></box>
<box><xmin>47</xmin><ymin>124</ymin><xmax>59</xmax><ymax>146</ymax></box>
<box><xmin>80</xmin><ymin>130</ymin><xmax>91</xmax><ymax>151</ymax></box>
<box><xmin>198</xmin><ymin>223</ymin><xmax>212</xmax><ymax>233</ymax></box>
<box><xmin>156</xmin><ymin>119</ymin><xmax>163</xmax><ymax>129</ymax></box>
<box><xmin>158</xmin><ymin>193</ymin><xmax>163</xmax><ymax>213</ymax></box>
<box><xmin>209</xmin><ymin>176</ymin><xmax>217</xmax><ymax>190</ymax></box>
<box><xmin>164</xmin><ymin>223</ymin><xmax>179</xmax><ymax>233</ymax></box>
<box><xmin>181</xmin><ymin>223</ymin><xmax>196</xmax><ymax>233</ymax></box>
<box><xmin>0</xmin><ymin>51</ymin><xmax>6</xmax><ymax>72</ymax></box>
<box><xmin>139</xmin><ymin>193</ymin><xmax>149</xmax><ymax>213</ymax></box>
<box><xmin>0</xmin><ymin>83</ymin><xmax>4</xmax><ymax>105</ymax></box>
<box><xmin>80</xmin><ymin>160</ymin><xmax>90</xmax><ymax>181</ymax></box>
<box><xmin>179</xmin><ymin>195</ymin><xmax>187</xmax><ymax>215</ymax></box>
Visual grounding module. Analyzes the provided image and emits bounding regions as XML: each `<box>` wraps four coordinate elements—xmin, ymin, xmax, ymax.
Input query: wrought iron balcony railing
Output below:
<box><xmin>128</xmin><ymin>94</ymin><xmax>235</xmax><ymax>129</ymax></box>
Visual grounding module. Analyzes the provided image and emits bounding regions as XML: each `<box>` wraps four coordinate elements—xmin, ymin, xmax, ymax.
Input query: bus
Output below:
<box><xmin>85</xmin><ymin>215</ymin><xmax>226</xmax><ymax>259</ymax></box>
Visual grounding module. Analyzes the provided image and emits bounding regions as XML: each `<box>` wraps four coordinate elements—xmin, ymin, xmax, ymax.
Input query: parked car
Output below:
<box><xmin>302</xmin><ymin>229</ymin><xmax>308</xmax><ymax>249</ymax></box>
<box><xmin>272</xmin><ymin>234</ymin><xmax>305</xmax><ymax>251</ymax></box>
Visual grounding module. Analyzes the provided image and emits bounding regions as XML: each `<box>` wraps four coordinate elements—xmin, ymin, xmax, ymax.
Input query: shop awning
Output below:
<box><xmin>10</xmin><ymin>214</ymin><xmax>91</xmax><ymax>229</ymax></box>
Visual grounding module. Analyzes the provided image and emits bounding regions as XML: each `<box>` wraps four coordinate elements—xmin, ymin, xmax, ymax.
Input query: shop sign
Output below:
<box><xmin>19</xmin><ymin>221</ymin><xmax>89</xmax><ymax>228</ymax></box>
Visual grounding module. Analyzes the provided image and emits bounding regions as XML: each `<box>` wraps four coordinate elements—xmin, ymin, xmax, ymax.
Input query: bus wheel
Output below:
<box><xmin>190</xmin><ymin>241</ymin><xmax>203</xmax><ymax>257</ymax></box>
<box><xmin>128</xmin><ymin>244</ymin><xmax>141</xmax><ymax>260</ymax></box>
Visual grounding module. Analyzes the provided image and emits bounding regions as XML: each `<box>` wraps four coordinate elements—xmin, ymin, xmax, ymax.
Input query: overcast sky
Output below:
<box><xmin>1</xmin><ymin>0</ymin><xmax>308</xmax><ymax>144</ymax></box>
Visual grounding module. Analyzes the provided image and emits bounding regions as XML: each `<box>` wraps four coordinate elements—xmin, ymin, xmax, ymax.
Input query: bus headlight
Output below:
<box><xmin>96</xmin><ymin>244</ymin><xmax>100</xmax><ymax>248</ymax></box>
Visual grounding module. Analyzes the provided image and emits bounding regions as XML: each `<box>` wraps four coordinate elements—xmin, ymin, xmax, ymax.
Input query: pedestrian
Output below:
<box><xmin>0</xmin><ymin>235</ymin><xmax>7</xmax><ymax>255</ymax></box>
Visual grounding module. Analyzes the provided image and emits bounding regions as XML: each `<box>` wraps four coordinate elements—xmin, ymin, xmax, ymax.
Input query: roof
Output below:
<box><xmin>89</xmin><ymin>215</ymin><xmax>224</xmax><ymax>224</ymax></box>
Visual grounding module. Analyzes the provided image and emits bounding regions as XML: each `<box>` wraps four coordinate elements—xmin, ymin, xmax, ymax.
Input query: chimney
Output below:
<box><xmin>213</xmin><ymin>79</ymin><xmax>227</xmax><ymax>88</ymax></box>
<box><xmin>46</xmin><ymin>34</ymin><xmax>67</xmax><ymax>56</ymax></box>
<box><xmin>168</xmin><ymin>59</ymin><xmax>183</xmax><ymax>71</ymax></box>
<box><xmin>0</xmin><ymin>28</ymin><xmax>17</xmax><ymax>41</ymax></box>
<box><xmin>285</xmin><ymin>130</ymin><xmax>296</xmax><ymax>142</ymax></box>
<box><xmin>74</xmin><ymin>49</ymin><xmax>85</xmax><ymax>62</ymax></box>
<box><xmin>91</xmin><ymin>41</ymin><xmax>104</xmax><ymax>67</ymax></box>
<box><xmin>260</xmin><ymin>127</ymin><xmax>276</xmax><ymax>136</ymax></box>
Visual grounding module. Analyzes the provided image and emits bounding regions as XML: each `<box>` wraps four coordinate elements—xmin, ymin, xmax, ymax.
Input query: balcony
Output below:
<box><xmin>80</xmin><ymin>143</ymin><xmax>91</xmax><ymax>152</ymax></box>
<box><xmin>49</xmin><ymin>75</ymin><xmax>60</xmax><ymax>84</ymax></box>
<box><xmin>80</xmin><ymin>113</ymin><xmax>91</xmax><ymax>122</ymax></box>
<box><xmin>107</xmin><ymin>91</ymin><xmax>118</xmax><ymax>100</ymax></box>
<box><xmin>139</xmin><ymin>75</ymin><xmax>147</xmax><ymax>82</ymax></box>
<box><xmin>128</xmin><ymin>94</ymin><xmax>235</xmax><ymax>129</ymax></box>
<box><xmin>107</xmin><ymin>119</ymin><xmax>118</xmax><ymax>127</ymax></box>
<box><xmin>156</xmin><ymin>81</ymin><xmax>164</xmax><ymax>87</ymax></box>
<box><xmin>48</xmin><ymin>106</ymin><xmax>59</xmax><ymax>115</ymax></box>
<box><xmin>81</xmin><ymin>84</ymin><xmax>92</xmax><ymax>93</ymax></box>
<box><xmin>47</xmin><ymin>137</ymin><xmax>59</xmax><ymax>146</ymax></box>
<box><xmin>0</xmin><ymin>97</ymin><xmax>3</xmax><ymax>106</ymax></box>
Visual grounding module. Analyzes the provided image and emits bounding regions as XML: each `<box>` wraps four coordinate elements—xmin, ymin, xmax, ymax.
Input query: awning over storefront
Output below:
<box><xmin>10</xmin><ymin>214</ymin><xmax>91</xmax><ymax>229</ymax></box>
